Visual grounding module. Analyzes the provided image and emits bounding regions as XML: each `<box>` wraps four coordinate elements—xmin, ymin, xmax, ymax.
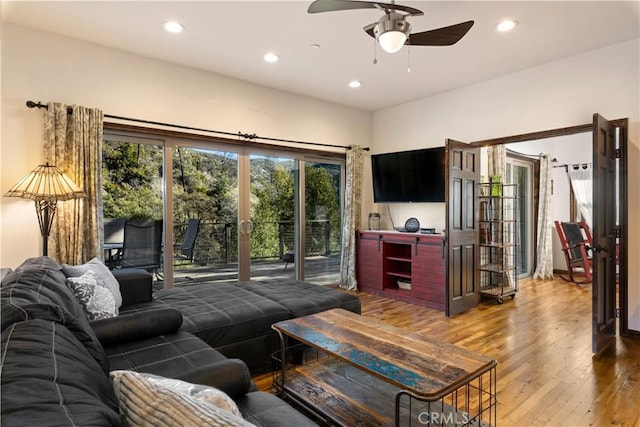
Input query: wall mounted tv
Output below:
<box><xmin>371</xmin><ymin>147</ymin><xmax>446</xmax><ymax>203</ymax></box>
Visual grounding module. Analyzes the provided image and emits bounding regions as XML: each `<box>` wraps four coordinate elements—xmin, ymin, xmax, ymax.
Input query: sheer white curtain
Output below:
<box><xmin>567</xmin><ymin>165</ymin><xmax>593</xmax><ymax>228</ymax></box>
<box><xmin>533</xmin><ymin>155</ymin><xmax>554</xmax><ymax>279</ymax></box>
<box><xmin>339</xmin><ymin>146</ymin><xmax>364</xmax><ymax>291</ymax></box>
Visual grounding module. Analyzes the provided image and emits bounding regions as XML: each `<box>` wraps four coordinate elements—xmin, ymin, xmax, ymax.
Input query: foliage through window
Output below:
<box><xmin>102</xmin><ymin>138</ymin><xmax>343</xmax><ymax>284</ymax></box>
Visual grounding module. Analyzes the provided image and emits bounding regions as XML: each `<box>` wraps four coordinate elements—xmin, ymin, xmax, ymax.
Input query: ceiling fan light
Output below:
<box><xmin>378</xmin><ymin>30</ymin><xmax>407</xmax><ymax>53</ymax></box>
<box><xmin>374</xmin><ymin>13</ymin><xmax>411</xmax><ymax>54</ymax></box>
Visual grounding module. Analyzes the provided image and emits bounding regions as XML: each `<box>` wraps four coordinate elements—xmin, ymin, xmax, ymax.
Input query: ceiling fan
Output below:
<box><xmin>308</xmin><ymin>0</ymin><xmax>474</xmax><ymax>54</ymax></box>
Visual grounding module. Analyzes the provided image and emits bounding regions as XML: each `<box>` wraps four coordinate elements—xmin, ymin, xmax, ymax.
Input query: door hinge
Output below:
<box><xmin>616</xmin><ymin>307</ymin><xmax>620</xmax><ymax>318</ymax></box>
<box><xmin>615</xmin><ymin>226</ymin><xmax>621</xmax><ymax>239</ymax></box>
<box><xmin>615</xmin><ymin>148</ymin><xmax>621</xmax><ymax>159</ymax></box>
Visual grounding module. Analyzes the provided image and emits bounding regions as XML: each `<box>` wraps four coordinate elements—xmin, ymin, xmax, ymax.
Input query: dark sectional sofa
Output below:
<box><xmin>1</xmin><ymin>256</ymin><xmax>361</xmax><ymax>426</ymax></box>
<box><xmin>117</xmin><ymin>271</ymin><xmax>361</xmax><ymax>371</ymax></box>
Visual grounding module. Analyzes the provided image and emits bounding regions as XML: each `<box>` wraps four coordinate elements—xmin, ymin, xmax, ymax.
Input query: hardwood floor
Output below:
<box><xmin>255</xmin><ymin>278</ymin><xmax>640</xmax><ymax>426</ymax></box>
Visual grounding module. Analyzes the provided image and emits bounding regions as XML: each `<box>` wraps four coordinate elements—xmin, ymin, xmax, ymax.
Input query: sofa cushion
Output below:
<box><xmin>0</xmin><ymin>319</ymin><xmax>120</xmax><ymax>427</ymax></box>
<box><xmin>237</xmin><ymin>392</ymin><xmax>319</xmax><ymax>427</ymax></box>
<box><xmin>235</xmin><ymin>279</ymin><xmax>361</xmax><ymax>318</ymax></box>
<box><xmin>62</xmin><ymin>257</ymin><xmax>123</xmax><ymax>309</ymax></box>
<box><xmin>105</xmin><ymin>330</ymin><xmax>230</xmax><ymax>379</ymax></box>
<box><xmin>66</xmin><ymin>270</ymin><xmax>117</xmax><ymax>320</ymax></box>
<box><xmin>1</xmin><ymin>256</ymin><xmax>110</xmax><ymax>372</ymax></box>
<box><xmin>178</xmin><ymin>359</ymin><xmax>255</xmax><ymax>400</ymax></box>
<box><xmin>91</xmin><ymin>307</ymin><xmax>183</xmax><ymax>347</ymax></box>
<box><xmin>112</xmin><ymin>268</ymin><xmax>153</xmax><ymax>306</ymax></box>
<box><xmin>120</xmin><ymin>283</ymin><xmax>290</xmax><ymax>349</ymax></box>
<box><xmin>111</xmin><ymin>370</ymin><xmax>255</xmax><ymax>427</ymax></box>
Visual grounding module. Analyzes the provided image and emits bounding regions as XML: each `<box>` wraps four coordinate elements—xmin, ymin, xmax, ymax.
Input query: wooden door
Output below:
<box><xmin>446</xmin><ymin>139</ymin><xmax>480</xmax><ymax>316</ymax></box>
<box><xmin>592</xmin><ymin>114</ymin><xmax>618</xmax><ymax>354</ymax></box>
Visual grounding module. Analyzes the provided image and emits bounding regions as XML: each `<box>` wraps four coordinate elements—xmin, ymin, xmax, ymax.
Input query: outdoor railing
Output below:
<box><xmin>174</xmin><ymin>219</ymin><xmax>341</xmax><ymax>265</ymax></box>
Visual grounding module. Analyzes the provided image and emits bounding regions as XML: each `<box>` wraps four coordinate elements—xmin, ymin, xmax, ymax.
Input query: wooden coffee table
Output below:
<box><xmin>272</xmin><ymin>308</ymin><xmax>497</xmax><ymax>426</ymax></box>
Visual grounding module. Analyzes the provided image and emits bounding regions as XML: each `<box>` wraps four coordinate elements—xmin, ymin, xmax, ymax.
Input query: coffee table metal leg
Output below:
<box><xmin>272</xmin><ymin>327</ymin><xmax>287</xmax><ymax>397</ymax></box>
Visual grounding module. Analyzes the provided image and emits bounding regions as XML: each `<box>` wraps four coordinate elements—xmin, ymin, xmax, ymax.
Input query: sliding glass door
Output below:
<box><xmin>304</xmin><ymin>160</ymin><xmax>343</xmax><ymax>284</ymax></box>
<box><xmin>505</xmin><ymin>158</ymin><xmax>533</xmax><ymax>277</ymax></box>
<box><xmin>246</xmin><ymin>153</ymin><xmax>299</xmax><ymax>281</ymax></box>
<box><xmin>103</xmin><ymin>130</ymin><xmax>344</xmax><ymax>287</ymax></box>
<box><xmin>102</xmin><ymin>135</ymin><xmax>165</xmax><ymax>279</ymax></box>
<box><xmin>171</xmin><ymin>146</ymin><xmax>239</xmax><ymax>283</ymax></box>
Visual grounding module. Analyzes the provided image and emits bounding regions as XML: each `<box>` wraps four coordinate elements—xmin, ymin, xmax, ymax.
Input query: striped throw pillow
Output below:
<box><xmin>111</xmin><ymin>371</ymin><xmax>255</xmax><ymax>427</ymax></box>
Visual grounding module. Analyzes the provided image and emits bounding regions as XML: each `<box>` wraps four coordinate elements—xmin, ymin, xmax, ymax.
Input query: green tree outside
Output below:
<box><xmin>102</xmin><ymin>142</ymin><xmax>342</xmax><ymax>264</ymax></box>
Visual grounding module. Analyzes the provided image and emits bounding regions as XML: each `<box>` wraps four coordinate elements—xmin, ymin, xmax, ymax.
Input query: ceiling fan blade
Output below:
<box><xmin>363</xmin><ymin>22</ymin><xmax>376</xmax><ymax>38</ymax></box>
<box><xmin>308</xmin><ymin>0</ymin><xmax>376</xmax><ymax>13</ymax></box>
<box><xmin>408</xmin><ymin>20</ymin><xmax>474</xmax><ymax>46</ymax></box>
<box><xmin>309</xmin><ymin>0</ymin><xmax>423</xmax><ymax>16</ymax></box>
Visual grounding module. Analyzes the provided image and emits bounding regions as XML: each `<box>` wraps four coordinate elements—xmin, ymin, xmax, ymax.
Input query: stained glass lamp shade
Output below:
<box><xmin>4</xmin><ymin>163</ymin><xmax>85</xmax><ymax>256</ymax></box>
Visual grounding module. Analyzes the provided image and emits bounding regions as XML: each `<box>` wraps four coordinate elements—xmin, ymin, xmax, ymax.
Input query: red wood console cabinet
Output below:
<box><xmin>356</xmin><ymin>231</ymin><xmax>446</xmax><ymax>311</ymax></box>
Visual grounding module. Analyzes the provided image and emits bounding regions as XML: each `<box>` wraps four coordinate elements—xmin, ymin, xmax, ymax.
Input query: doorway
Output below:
<box><xmin>468</xmin><ymin>116</ymin><xmax>629</xmax><ymax>348</ymax></box>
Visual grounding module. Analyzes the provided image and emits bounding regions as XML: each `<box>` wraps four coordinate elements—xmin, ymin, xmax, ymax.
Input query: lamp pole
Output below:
<box><xmin>35</xmin><ymin>200</ymin><xmax>58</xmax><ymax>257</ymax></box>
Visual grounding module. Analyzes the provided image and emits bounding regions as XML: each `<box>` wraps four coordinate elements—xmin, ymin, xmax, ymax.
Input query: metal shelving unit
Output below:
<box><xmin>479</xmin><ymin>182</ymin><xmax>519</xmax><ymax>304</ymax></box>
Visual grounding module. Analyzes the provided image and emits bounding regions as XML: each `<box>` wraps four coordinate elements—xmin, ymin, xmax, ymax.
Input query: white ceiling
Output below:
<box><xmin>2</xmin><ymin>1</ymin><xmax>639</xmax><ymax>112</ymax></box>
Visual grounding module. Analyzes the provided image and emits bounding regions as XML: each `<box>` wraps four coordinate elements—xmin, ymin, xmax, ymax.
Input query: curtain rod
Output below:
<box><xmin>26</xmin><ymin>100</ymin><xmax>368</xmax><ymax>151</ymax></box>
<box><xmin>506</xmin><ymin>148</ymin><xmax>553</xmax><ymax>160</ymax></box>
<box><xmin>553</xmin><ymin>162</ymin><xmax>592</xmax><ymax>171</ymax></box>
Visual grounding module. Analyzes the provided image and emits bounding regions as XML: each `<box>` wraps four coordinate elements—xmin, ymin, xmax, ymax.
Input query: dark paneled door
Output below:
<box><xmin>592</xmin><ymin>114</ymin><xmax>618</xmax><ymax>354</ymax></box>
<box><xmin>446</xmin><ymin>139</ymin><xmax>480</xmax><ymax>316</ymax></box>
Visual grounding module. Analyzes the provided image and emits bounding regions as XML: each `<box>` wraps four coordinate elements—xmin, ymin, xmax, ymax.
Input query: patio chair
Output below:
<box><xmin>121</xmin><ymin>220</ymin><xmax>163</xmax><ymax>275</ymax></box>
<box><xmin>554</xmin><ymin>221</ymin><xmax>592</xmax><ymax>284</ymax></box>
<box><xmin>282</xmin><ymin>251</ymin><xmax>294</xmax><ymax>270</ymax></box>
<box><xmin>174</xmin><ymin>218</ymin><xmax>200</xmax><ymax>264</ymax></box>
<box><xmin>103</xmin><ymin>218</ymin><xmax>125</xmax><ymax>269</ymax></box>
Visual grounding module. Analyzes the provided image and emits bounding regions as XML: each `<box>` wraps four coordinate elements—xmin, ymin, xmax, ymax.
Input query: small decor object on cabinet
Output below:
<box><xmin>404</xmin><ymin>217</ymin><xmax>420</xmax><ymax>232</ymax></box>
<box><xmin>368</xmin><ymin>213</ymin><xmax>380</xmax><ymax>230</ymax></box>
<box><xmin>478</xmin><ymin>182</ymin><xmax>518</xmax><ymax>304</ymax></box>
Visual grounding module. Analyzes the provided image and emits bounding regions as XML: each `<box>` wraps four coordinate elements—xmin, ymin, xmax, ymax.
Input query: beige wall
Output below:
<box><xmin>370</xmin><ymin>38</ymin><xmax>640</xmax><ymax>331</ymax></box>
<box><xmin>0</xmin><ymin>24</ymin><xmax>372</xmax><ymax>268</ymax></box>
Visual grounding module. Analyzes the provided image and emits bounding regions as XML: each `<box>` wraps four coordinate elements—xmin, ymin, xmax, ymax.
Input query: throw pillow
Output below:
<box><xmin>66</xmin><ymin>270</ymin><xmax>117</xmax><ymax>320</ymax></box>
<box><xmin>110</xmin><ymin>371</ymin><xmax>255</xmax><ymax>427</ymax></box>
<box><xmin>62</xmin><ymin>257</ymin><xmax>122</xmax><ymax>310</ymax></box>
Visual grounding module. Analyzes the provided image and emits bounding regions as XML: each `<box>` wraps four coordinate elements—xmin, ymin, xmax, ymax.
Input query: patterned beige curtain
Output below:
<box><xmin>533</xmin><ymin>155</ymin><xmax>554</xmax><ymax>279</ymax></box>
<box><xmin>487</xmin><ymin>145</ymin><xmax>506</xmax><ymax>179</ymax></box>
<box><xmin>44</xmin><ymin>103</ymin><xmax>104</xmax><ymax>264</ymax></box>
<box><xmin>339</xmin><ymin>145</ymin><xmax>364</xmax><ymax>290</ymax></box>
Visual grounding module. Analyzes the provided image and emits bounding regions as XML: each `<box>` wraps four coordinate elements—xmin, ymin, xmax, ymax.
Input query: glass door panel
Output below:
<box><xmin>506</xmin><ymin>160</ymin><xmax>533</xmax><ymax>277</ymax></box>
<box><xmin>248</xmin><ymin>154</ymin><xmax>298</xmax><ymax>280</ymax></box>
<box><xmin>304</xmin><ymin>161</ymin><xmax>342</xmax><ymax>285</ymax></box>
<box><xmin>102</xmin><ymin>138</ymin><xmax>165</xmax><ymax>281</ymax></box>
<box><xmin>171</xmin><ymin>147</ymin><xmax>238</xmax><ymax>283</ymax></box>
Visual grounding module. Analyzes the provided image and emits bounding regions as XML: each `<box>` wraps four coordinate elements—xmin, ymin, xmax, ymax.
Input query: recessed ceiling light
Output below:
<box><xmin>264</xmin><ymin>52</ymin><xmax>280</xmax><ymax>63</ymax></box>
<box><xmin>164</xmin><ymin>21</ymin><xmax>184</xmax><ymax>34</ymax></box>
<box><xmin>348</xmin><ymin>80</ymin><xmax>362</xmax><ymax>89</ymax></box>
<box><xmin>496</xmin><ymin>20</ymin><xmax>518</xmax><ymax>32</ymax></box>
<box><xmin>310</xmin><ymin>43</ymin><xmax>320</xmax><ymax>49</ymax></box>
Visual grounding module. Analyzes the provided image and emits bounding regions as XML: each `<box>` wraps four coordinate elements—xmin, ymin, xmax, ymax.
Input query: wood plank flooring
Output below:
<box><xmin>255</xmin><ymin>278</ymin><xmax>640</xmax><ymax>426</ymax></box>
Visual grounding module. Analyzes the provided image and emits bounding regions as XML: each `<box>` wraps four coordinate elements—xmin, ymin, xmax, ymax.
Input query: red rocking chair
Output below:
<box><xmin>554</xmin><ymin>221</ymin><xmax>593</xmax><ymax>284</ymax></box>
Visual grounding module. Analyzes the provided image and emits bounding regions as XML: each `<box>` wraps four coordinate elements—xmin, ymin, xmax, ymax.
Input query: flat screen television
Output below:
<box><xmin>371</xmin><ymin>147</ymin><xmax>446</xmax><ymax>203</ymax></box>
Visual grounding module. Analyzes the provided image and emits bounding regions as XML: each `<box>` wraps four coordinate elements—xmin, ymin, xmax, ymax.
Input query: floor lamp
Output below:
<box><xmin>4</xmin><ymin>163</ymin><xmax>86</xmax><ymax>256</ymax></box>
